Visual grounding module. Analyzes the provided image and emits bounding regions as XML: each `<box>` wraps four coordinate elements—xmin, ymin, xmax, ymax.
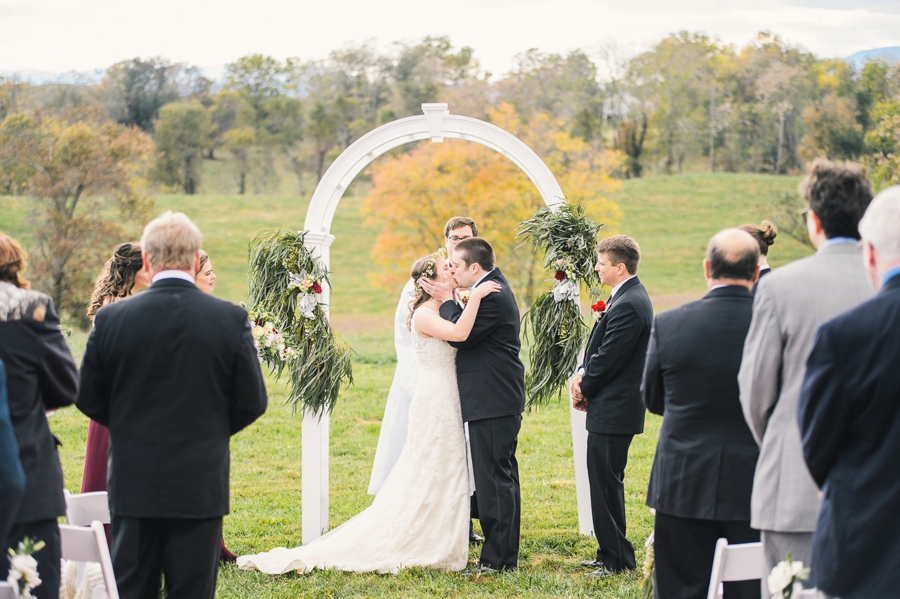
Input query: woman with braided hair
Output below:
<box><xmin>81</xmin><ymin>243</ymin><xmax>148</xmax><ymax>494</ymax></box>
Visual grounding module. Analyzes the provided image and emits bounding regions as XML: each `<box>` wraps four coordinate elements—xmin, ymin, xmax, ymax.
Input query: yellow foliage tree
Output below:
<box><xmin>363</xmin><ymin>104</ymin><xmax>623</xmax><ymax>303</ymax></box>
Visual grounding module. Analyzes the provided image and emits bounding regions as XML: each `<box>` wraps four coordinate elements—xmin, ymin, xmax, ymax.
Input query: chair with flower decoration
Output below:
<box><xmin>59</xmin><ymin>521</ymin><xmax>119</xmax><ymax>599</ymax></box>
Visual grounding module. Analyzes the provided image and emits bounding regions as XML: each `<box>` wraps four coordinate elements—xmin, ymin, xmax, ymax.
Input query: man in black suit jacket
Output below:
<box><xmin>798</xmin><ymin>187</ymin><xmax>900</xmax><ymax>599</ymax></box>
<box><xmin>643</xmin><ymin>229</ymin><xmax>762</xmax><ymax>598</ymax></box>
<box><xmin>434</xmin><ymin>237</ymin><xmax>525</xmax><ymax>573</ymax></box>
<box><xmin>77</xmin><ymin>212</ymin><xmax>267</xmax><ymax>599</ymax></box>
<box><xmin>0</xmin><ymin>234</ymin><xmax>79</xmax><ymax>599</ymax></box>
<box><xmin>572</xmin><ymin>235</ymin><xmax>653</xmax><ymax>576</ymax></box>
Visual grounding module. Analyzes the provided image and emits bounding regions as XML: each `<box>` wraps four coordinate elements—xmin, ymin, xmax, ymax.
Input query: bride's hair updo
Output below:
<box><xmin>87</xmin><ymin>242</ymin><xmax>144</xmax><ymax>320</ymax></box>
<box><xmin>407</xmin><ymin>252</ymin><xmax>443</xmax><ymax>331</ymax></box>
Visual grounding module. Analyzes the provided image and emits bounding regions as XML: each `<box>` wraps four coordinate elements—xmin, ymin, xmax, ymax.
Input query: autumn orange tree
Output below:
<box><xmin>0</xmin><ymin>110</ymin><xmax>154</xmax><ymax>323</ymax></box>
<box><xmin>363</xmin><ymin>104</ymin><xmax>623</xmax><ymax>303</ymax></box>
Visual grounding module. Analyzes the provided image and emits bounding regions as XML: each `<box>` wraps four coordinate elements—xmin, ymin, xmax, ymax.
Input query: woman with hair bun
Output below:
<box><xmin>738</xmin><ymin>220</ymin><xmax>777</xmax><ymax>292</ymax></box>
<box><xmin>82</xmin><ymin>243</ymin><xmax>149</xmax><ymax>494</ymax></box>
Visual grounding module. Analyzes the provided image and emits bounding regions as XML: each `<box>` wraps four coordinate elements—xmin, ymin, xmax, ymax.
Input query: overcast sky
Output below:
<box><xmin>1</xmin><ymin>0</ymin><xmax>899</xmax><ymax>79</ymax></box>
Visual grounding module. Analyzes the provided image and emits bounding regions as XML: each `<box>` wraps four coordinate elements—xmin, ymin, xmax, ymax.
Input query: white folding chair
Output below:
<box><xmin>707</xmin><ymin>539</ymin><xmax>765</xmax><ymax>599</ymax></box>
<box><xmin>797</xmin><ymin>590</ymin><xmax>819</xmax><ymax>597</ymax></box>
<box><xmin>64</xmin><ymin>490</ymin><xmax>111</xmax><ymax>526</ymax></box>
<box><xmin>0</xmin><ymin>582</ymin><xmax>15</xmax><ymax>599</ymax></box>
<box><xmin>59</xmin><ymin>522</ymin><xmax>119</xmax><ymax>599</ymax></box>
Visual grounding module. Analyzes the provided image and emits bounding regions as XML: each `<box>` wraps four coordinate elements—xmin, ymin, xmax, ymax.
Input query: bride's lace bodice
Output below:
<box><xmin>410</xmin><ymin>309</ymin><xmax>457</xmax><ymax>370</ymax></box>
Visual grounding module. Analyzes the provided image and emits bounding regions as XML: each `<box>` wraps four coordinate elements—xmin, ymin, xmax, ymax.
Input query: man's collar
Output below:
<box><xmin>473</xmin><ymin>269</ymin><xmax>496</xmax><ymax>288</ymax></box>
<box><xmin>151</xmin><ymin>270</ymin><xmax>196</xmax><ymax>285</ymax></box>
<box><xmin>609</xmin><ymin>275</ymin><xmax>637</xmax><ymax>300</ymax></box>
<box><xmin>881</xmin><ymin>265</ymin><xmax>900</xmax><ymax>288</ymax></box>
<box><xmin>822</xmin><ymin>237</ymin><xmax>858</xmax><ymax>248</ymax></box>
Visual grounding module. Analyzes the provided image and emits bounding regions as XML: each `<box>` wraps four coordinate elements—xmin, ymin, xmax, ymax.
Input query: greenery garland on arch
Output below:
<box><xmin>247</xmin><ymin>228</ymin><xmax>353</xmax><ymax>415</ymax></box>
<box><xmin>518</xmin><ymin>201</ymin><xmax>603</xmax><ymax>408</ymax></box>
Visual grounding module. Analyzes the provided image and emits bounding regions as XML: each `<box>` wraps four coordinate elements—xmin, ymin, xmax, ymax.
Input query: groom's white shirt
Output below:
<box><xmin>472</xmin><ymin>269</ymin><xmax>496</xmax><ymax>288</ymax></box>
<box><xmin>608</xmin><ymin>275</ymin><xmax>636</xmax><ymax>302</ymax></box>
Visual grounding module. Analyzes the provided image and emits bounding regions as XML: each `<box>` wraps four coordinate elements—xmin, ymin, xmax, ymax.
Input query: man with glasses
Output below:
<box><xmin>738</xmin><ymin>159</ymin><xmax>874</xmax><ymax>596</ymax></box>
<box><xmin>369</xmin><ymin>216</ymin><xmax>483</xmax><ymax>543</ymax></box>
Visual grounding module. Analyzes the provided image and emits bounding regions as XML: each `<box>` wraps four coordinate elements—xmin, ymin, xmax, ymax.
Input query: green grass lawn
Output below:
<box><xmin>0</xmin><ymin>172</ymin><xmax>812</xmax><ymax>597</ymax></box>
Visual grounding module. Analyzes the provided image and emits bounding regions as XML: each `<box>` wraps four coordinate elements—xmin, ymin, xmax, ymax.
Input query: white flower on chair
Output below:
<box><xmin>767</xmin><ymin>554</ymin><xmax>809</xmax><ymax>599</ymax></box>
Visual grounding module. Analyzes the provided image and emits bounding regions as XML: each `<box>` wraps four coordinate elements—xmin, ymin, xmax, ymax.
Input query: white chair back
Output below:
<box><xmin>797</xmin><ymin>590</ymin><xmax>819</xmax><ymax>597</ymax></box>
<box><xmin>64</xmin><ymin>490</ymin><xmax>111</xmax><ymax>526</ymax></box>
<box><xmin>707</xmin><ymin>539</ymin><xmax>765</xmax><ymax>599</ymax></box>
<box><xmin>0</xmin><ymin>582</ymin><xmax>15</xmax><ymax>599</ymax></box>
<box><xmin>59</xmin><ymin>522</ymin><xmax>119</xmax><ymax>599</ymax></box>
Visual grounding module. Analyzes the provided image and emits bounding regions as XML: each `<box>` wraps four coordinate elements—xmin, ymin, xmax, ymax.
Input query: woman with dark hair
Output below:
<box><xmin>738</xmin><ymin>220</ymin><xmax>777</xmax><ymax>292</ymax></box>
<box><xmin>0</xmin><ymin>233</ymin><xmax>79</xmax><ymax>599</ymax></box>
<box><xmin>81</xmin><ymin>243</ymin><xmax>148</xmax><ymax>494</ymax></box>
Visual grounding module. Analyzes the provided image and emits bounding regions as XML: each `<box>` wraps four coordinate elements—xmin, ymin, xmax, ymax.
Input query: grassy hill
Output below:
<box><xmin>0</xmin><ymin>172</ymin><xmax>811</xmax><ymax>598</ymax></box>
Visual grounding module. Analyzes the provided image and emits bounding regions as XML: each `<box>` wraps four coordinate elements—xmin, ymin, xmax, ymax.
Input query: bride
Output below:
<box><xmin>237</xmin><ymin>251</ymin><xmax>501</xmax><ymax>575</ymax></box>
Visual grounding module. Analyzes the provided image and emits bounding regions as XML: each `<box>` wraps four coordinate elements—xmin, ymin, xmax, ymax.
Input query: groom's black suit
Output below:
<box><xmin>440</xmin><ymin>268</ymin><xmax>524</xmax><ymax>571</ymax></box>
<box><xmin>77</xmin><ymin>277</ymin><xmax>268</xmax><ymax>599</ymax></box>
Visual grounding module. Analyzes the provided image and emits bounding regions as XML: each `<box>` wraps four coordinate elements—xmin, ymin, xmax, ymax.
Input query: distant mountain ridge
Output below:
<box><xmin>845</xmin><ymin>47</ymin><xmax>900</xmax><ymax>69</ymax></box>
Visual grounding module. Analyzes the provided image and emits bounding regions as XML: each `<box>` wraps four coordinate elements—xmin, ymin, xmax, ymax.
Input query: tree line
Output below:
<box><xmin>1</xmin><ymin>32</ymin><xmax>899</xmax><ymax>321</ymax></box>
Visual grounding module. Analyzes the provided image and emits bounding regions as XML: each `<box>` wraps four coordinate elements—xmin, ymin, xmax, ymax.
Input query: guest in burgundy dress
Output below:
<box><xmin>82</xmin><ymin>243</ymin><xmax>149</xmax><ymax>497</ymax></box>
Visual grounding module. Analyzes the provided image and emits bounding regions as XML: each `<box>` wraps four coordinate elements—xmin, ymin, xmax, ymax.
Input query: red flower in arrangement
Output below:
<box><xmin>591</xmin><ymin>300</ymin><xmax>607</xmax><ymax>314</ymax></box>
<box><xmin>554</xmin><ymin>270</ymin><xmax>566</xmax><ymax>281</ymax></box>
<box><xmin>312</xmin><ymin>282</ymin><xmax>323</xmax><ymax>294</ymax></box>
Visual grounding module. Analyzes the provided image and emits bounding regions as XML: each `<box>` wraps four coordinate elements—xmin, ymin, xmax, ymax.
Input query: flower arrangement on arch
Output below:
<box><xmin>7</xmin><ymin>537</ymin><xmax>44</xmax><ymax>598</ymax></box>
<box><xmin>517</xmin><ymin>201</ymin><xmax>604</xmax><ymax>408</ymax></box>
<box><xmin>248</xmin><ymin>228</ymin><xmax>353</xmax><ymax>415</ymax></box>
<box><xmin>248</xmin><ymin>309</ymin><xmax>295</xmax><ymax>366</ymax></box>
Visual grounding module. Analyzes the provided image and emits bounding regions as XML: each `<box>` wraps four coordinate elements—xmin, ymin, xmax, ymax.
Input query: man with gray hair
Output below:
<box><xmin>739</xmin><ymin>159</ymin><xmax>874</xmax><ymax>595</ymax></box>
<box><xmin>798</xmin><ymin>186</ymin><xmax>900</xmax><ymax>599</ymax></box>
<box><xmin>78</xmin><ymin>211</ymin><xmax>268</xmax><ymax>599</ymax></box>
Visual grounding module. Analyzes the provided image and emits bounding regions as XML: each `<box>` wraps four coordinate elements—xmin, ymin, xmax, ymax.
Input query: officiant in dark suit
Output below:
<box><xmin>798</xmin><ymin>187</ymin><xmax>900</xmax><ymax>599</ymax></box>
<box><xmin>643</xmin><ymin>229</ymin><xmax>762</xmax><ymax>599</ymax></box>
<box><xmin>433</xmin><ymin>237</ymin><xmax>525</xmax><ymax>573</ymax></box>
<box><xmin>571</xmin><ymin>235</ymin><xmax>653</xmax><ymax>577</ymax></box>
<box><xmin>77</xmin><ymin>211</ymin><xmax>268</xmax><ymax>599</ymax></box>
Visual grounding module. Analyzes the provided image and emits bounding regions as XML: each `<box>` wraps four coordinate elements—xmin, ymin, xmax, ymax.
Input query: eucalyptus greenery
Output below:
<box><xmin>248</xmin><ymin>228</ymin><xmax>352</xmax><ymax>415</ymax></box>
<box><xmin>518</xmin><ymin>202</ymin><xmax>603</xmax><ymax>408</ymax></box>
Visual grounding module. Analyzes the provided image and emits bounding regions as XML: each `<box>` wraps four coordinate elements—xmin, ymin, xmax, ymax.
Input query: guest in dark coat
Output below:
<box><xmin>738</xmin><ymin>220</ymin><xmax>776</xmax><ymax>294</ymax></box>
<box><xmin>0</xmin><ymin>359</ymin><xmax>26</xmax><ymax>544</ymax></box>
<box><xmin>643</xmin><ymin>229</ymin><xmax>762</xmax><ymax>599</ymax></box>
<box><xmin>572</xmin><ymin>235</ymin><xmax>653</xmax><ymax>576</ymax></box>
<box><xmin>798</xmin><ymin>186</ymin><xmax>900</xmax><ymax>599</ymax></box>
<box><xmin>0</xmin><ymin>234</ymin><xmax>79</xmax><ymax>599</ymax></box>
<box><xmin>77</xmin><ymin>211</ymin><xmax>267</xmax><ymax>599</ymax></box>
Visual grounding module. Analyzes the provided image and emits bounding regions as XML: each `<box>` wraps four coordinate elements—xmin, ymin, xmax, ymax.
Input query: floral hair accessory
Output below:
<box><xmin>414</xmin><ymin>247</ymin><xmax>447</xmax><ymax>294</ymax></box>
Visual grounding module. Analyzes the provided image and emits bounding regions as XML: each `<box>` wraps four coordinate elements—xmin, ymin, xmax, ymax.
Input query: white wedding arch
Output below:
<box><xmin>300</xmin><ymin>103</ymin><xmax>593</xmax><ymax>543</ymax></box>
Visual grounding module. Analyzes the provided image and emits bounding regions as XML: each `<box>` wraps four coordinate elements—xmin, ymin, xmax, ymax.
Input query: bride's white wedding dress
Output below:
<box><xmin>237</xmin><ymin>310</ymin><xmax>470</xmax><ymax>574</ymax></box>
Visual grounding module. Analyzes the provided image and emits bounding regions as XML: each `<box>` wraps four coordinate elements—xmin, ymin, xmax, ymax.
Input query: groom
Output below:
<box><xmin>428</xmin><ymin>237</ymin><xmax>525</xmax><ymax>573</ymax></box>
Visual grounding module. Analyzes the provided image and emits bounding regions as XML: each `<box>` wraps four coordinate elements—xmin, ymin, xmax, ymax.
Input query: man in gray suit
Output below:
<box><xmin>738</xmin><ymin>159</ymin><xmax>874</xmax><ymax>596</ymax></box>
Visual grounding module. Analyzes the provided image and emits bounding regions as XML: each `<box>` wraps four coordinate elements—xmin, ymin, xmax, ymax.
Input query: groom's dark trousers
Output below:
<box><xmin>441</xmin><ymin>268</ymin><xmax>525</xmax><ymax>571</ymax></box>
<box><xmin>77</xmin><ymin>277</ymin><xmax>268</xmax><ymax>599</ymax></box>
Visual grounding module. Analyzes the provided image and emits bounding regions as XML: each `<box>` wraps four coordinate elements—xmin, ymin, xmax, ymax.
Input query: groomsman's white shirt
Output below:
<box><xmin>608</xmin><ymin>275</ymin><xmax>636</xmax><ymax>302</ymax></box>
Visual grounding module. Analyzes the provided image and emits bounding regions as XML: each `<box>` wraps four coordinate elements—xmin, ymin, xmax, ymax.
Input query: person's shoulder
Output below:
<box><xmin>0</xmin><ymin>282</ymin><xmax>57</xmax><ymax>324</ymax></box>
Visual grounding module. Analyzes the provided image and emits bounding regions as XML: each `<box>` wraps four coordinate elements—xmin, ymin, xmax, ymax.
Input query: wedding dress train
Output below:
<box><xmin>237</xmin><ymin>311</ymin><xmax>470</xmax><ymax>574</ymax></box>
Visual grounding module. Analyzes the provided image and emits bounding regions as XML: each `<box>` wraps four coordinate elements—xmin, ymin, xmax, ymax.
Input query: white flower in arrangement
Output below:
<box><xmin>251</xmin><ymin>326</ymin><xmax>265</xmax><ymax>339</ymax></box>
<box><xmin>299</xmin><ymin>293</ymin><xmax>318</xmax><ymax>320</ymax></box>
<box><xmin>767</xmin><ymin>555</ymin><xmax>809</xmax><ymax>598</ymax></box>
<box><xmin>552</xmin><ymin>279</ymin><xmax>579</xmax><ymax>303</ymax></box>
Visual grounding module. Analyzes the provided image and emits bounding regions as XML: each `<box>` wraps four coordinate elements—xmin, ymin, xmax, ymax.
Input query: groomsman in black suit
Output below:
<box><xmin>643</xmin><ymin>229</ymin><xmax>762</xmax><ymax>599</ymax></box>
<box><xmin>798</xmin><ymin>187</ymin><xmax>900</xmax><ymax>599</ymax></box>
<box><xmin>571</xmin><ymin>235</ymin><xmax>653</xmax><ymax>577</ymax></box>
<box><xmin>78</xmin><ymin>211</ymin><xmax>268</xmax><ymax>599</ymax></box>
<box><xmin>434</xmin><ymin>237</ymin><xmax>525</xmax><ymax>573</ymax></box>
